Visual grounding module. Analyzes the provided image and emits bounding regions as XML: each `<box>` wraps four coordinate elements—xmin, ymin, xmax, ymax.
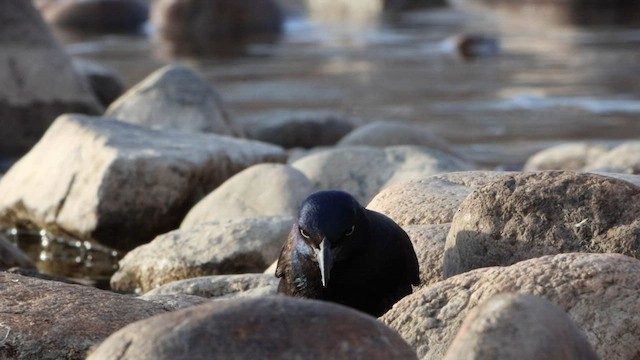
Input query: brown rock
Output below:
<box><xmin>87</xmin><ymin>296</ymin><xmax>418</xmax><ymax>360</ymax></box>
<box><xmin>0</xmin><ymin>0</ymin><xmax>101</xmax><ymax>157</ymax></box>
<box><xmin>444</xmin><ymin>171</ymin><xmax>640</xmax><ymax>277</ymax></box>
<box><xmin>0</xmin><ymin>272</ymin><xmax>167</xmax><ymax>360</ymax></box>
<box><xmin>443</xmin><ymin>293</ymin><xmax>599</xmax><ymax>360</ymax></box>
<box><xmin>382</xmin><ymin>253</ymin><xmax>640</xmax><ymax>360</ymax></box>
<box><xmin>0</xmin><ymin>114</ymin><xmax>285</xmax><ymax>252</ymax></box>
<box><xmin>367</xmin><ymin>171</ymin><xmax>512</xmax><ymax>226</ymax></box>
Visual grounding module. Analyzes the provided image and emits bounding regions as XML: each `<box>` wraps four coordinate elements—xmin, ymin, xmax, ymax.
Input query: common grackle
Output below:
<box><xmin>275</xmin><ymin>190</ymin><xmax>420</xmax><ymax>317</ymax></box>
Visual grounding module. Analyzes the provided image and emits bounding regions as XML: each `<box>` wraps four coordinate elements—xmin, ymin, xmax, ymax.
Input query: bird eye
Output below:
<box><xmin>299</xmin><ymin>228</ymin><xmax>310</xmax><ymax>239</ymax></box>
<box><xmin>345</xmin><ymin>225</ymin><xmax>355</xmax><ymax>237</ymax></box>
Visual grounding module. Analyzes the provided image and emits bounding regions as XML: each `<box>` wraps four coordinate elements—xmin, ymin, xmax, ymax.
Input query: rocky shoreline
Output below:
<box><xmin>2</xmin><ymin>0</ymin><xmax>640</xmax><ymax>359</ymax></box>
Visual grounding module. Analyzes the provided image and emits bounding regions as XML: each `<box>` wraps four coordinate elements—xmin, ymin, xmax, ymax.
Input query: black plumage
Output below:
<box><xmin>275</xmin><ymin>190</ymin><xmax>420</xmax><ymax>317</ymax></box>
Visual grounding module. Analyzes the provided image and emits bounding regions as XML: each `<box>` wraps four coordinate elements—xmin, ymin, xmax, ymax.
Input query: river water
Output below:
<box><xmin>7</xmin><ymin>3</ymin><xmax>640</xmax><ymax>286</ymax></box>
<box><xmin>62</xmin><ymin>4</ymin><xmax>640</xmax><ymax>169</ymax></box>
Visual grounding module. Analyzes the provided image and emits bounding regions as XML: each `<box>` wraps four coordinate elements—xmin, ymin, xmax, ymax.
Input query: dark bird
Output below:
<box><xmin>275</xmin><ymin>190</ymin><xmax>420</xmax><ymax>317</ymax></box>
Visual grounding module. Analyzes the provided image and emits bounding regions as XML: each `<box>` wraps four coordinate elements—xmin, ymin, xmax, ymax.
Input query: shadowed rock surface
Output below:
<box><xmin>444</xmin><ymin>171</ymin><xmax>640</xmax><ymax>277</ymax></box>
<box><xmin>383</xmin><ymin>253</ymin><xmax>640</xmax><ymax>360</ymax></box>
<box><xmin>87</xmin><ymin>296</ymin><xmax>418</xmax><ymax>360</ymax></box>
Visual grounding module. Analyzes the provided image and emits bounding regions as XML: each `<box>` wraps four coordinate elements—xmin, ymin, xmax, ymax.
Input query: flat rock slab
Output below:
<box><xmin>144</xmin><ymin>273</ymin><xmax>279</xmax><ymax>300</ymax></box>
<box><xmin>444</xmin><ymin>171</ymin><xmax>640</xmax><ymax>277</ymax></box>
<box><xmin>87</xmin><ymin>296</ymin><xmax>418</xmax><ymax>360</ymax></box>
<box><xmin>0</xmin><ymin>272</ymin><xmax>168</xmax><ymax>360</ymax></box>
<box><xmin>444</xmin><ymin>293</ymin><xmax>598</xmax><ymax>360</ymax></box>
<box><xmin>0</xmin><ymin>114</ymin><xmax>285</xmax><ymax>251</ymax></box>
<box><xmin>292</xmin><ymin>146</ymin><xmax>474</xmax><ymax>204</ymax></box>
<box><xmin>368</xmin><ymin>171</ymin><xmax>511</xmax><ymax>226</ymax></box>
<box><xmin>181</xmin><ymin>163</ymin><xmax>313</xmax><ymax>227</ymax></box>
<box><xmin>382</xmin><ymin>253</ymin><xmax>640</xmax><ymax>360</ymax></box>
<box><xmin>111</xmin><ymin>216</ymin><xmax>293</xmax><ymax>294</ymax></box>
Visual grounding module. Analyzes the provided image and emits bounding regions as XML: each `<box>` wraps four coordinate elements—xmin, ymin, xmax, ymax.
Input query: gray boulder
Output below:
<box><xmin>180</xmin><ymin>163</ymin><xmax>313</xmax><ymax>228</ymax></box>
<box><xmin>143</xmin><ymin>273</ymin><xmax>279</xmax><ymax>300</ymax></box>
<box><xmin>106</xmin><ymin>64</ymin><xmax>241</xmax><ymax>136</ymax></box>
<box><xmin>444</xmin><ymin>293</ymin><xmax>599</xmax><ymax>360</ymax></box>
<box><xmin>292</xmin><ymin>146</ymin><xmax>474</xmax><ymax>204</ymax></box>
<box><xmin>0</xmin><ymin>272</ymin><xmax>167</xmax><ymax>360</ymax></box>
<box><xmin>87</xmin><ymin>296</ymin><xmax>418</xmax><ymax>360</ymax></box>
<box><xmin>0</xmin><ymin>114</ymin><xmax>285</xmax><ymax>251</ymax></box>
<box><xmin>0</xmin><ymin>0</ymin><xmax>101</xmax><ymax>157</ymax></box>
<box><xmin>111</xmin><ymin>216</ymin><xmax>292</xmax><ymax>293</ymax></box>
<box><xmin>382</xmin><ymin>253</ymin><xmax>640</xmax><ymax>360</ymax></box>
<box><xmin>403</xmin><ymin>224</ymin><xmax>449</xmax><ymax>287</ymax></box>
<box><xmin>241</xmin><ymin>110</ymin><xmax>354</xmax><ymax>148</ymax></box>
<box><xmin>524</xmin><ymin>142</ymin><xmax>609</xmax><ymax>171</ymax></box>
<box><xmin>583</xmin><ymin>142</ymin><xmax>640</xmax><ymax>174</ymax></box>
<box><xmin>444</xmin><ymin>171</ymin><xmax>640</xmax><ymax>277</ymax></box>
<box><xmin>368</xmin><ymin>171</ymin><xmax>511</xmax><ymax>226</ymax></box>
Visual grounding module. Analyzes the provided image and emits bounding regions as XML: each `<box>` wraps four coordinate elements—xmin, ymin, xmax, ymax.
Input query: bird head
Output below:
<box><xmin>295</xmin><ymin>190</ymin><xmax>366</xmax><ymax>288</ymax></box>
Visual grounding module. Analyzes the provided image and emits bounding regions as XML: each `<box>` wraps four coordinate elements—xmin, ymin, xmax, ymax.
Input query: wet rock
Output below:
<box><xmin>367</xmin><ymin>171</ymin><xmax>511</xmax><ymax>226</ymax></box>
<box><xmin>292</xmin><ymin>146</ymin><xmax>475</xmax><ymax>204</ymax></box>
<box><xmin>242</xmin><ymin>110</ymin><xmax>354</xmax><ymax>149</ymax></box>
<box><xmin>0</xmin><ymin>114</ymin><xmax>285</xmax><ymax>252</ymax></box>
<box><xmin>443</xmin><ymin>293</ymin><xmax>599</xmax><ymax>360</ymax></box>
<box><xmin>338</xmin><ymin>121</ymin><xmax>459</xmax><ymax>157</ymax></box>
<box><xmin>73</xmin><ymin>58</ymin><xmax>124</xmax><ymax>108</ymax></box>
<box><xmin>583</xmin><ymin>141</ymin><xmax>640</xmax><ymax>174</ymax></box>
<box><xmin>180</xmin><ymin>163</ymin><xmax>313</xmax><ymax>228</ymax></box>
<box><xmin>0</xmin><ymin>237</ymin><xmax>35</xmax><ymax>270</ymax></box>
<box><xmin>524</xmin><ymin>142</ymin><xmax>609</xmax><ymax>171</ymax></box>
<box><xmin>87</xmin><ymin>296</ymin><xmax>418</xmax><ymax>360</ymax></box>
<box><xmin>106</xmin><ymin>64</ymin><xmax>241</xmax><ymax>136</ymax></box>
<box><xmin>144</xmin><ymin>273</ymin><xmax>279</xmax><ymax>300</ymax></box>
<box><xmin>151</xmin><ymin>0</ymin><xmax>284</xmax><ymax>57</ymax></box>
<box><xmin>0</xmin><ymin>0</ymin><xmax>101</xmax><ymax>157</ymax></box>
<box><xmin>444</xmin><ymin>171</ymin><xmax>640</xmax><ymax>278</ymax></box>
<box><xmin>382</xmin><ymin>253</ymin><xmax>640</xmax><ymax>360</ymax></box>
<box><xmin>111</xmin><ymin>216</ymin><xmax>292</xmax><ymax>293</ymax></box>
<box><xmin>0</xmin><ymin>272</ymin><xmax>167</xmax><ymax>360</ymax></box>
<box><xmin>403</xmin><ymin>224</ymin><xmax>449</xmax><ymax>287</ymax></box>
<box><xmin>35</xmin><ymin>0</ymin><xmax>148</xmax><ymax>33</ymax></box>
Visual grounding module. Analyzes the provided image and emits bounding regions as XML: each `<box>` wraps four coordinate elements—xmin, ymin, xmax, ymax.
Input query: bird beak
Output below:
<box><xmin>315</xmin><ymin>238</ymin><xmax>333</xmax><ymax>288</ymax></box>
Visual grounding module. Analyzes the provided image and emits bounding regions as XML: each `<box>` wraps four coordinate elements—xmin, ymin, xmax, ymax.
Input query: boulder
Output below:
<box><xmin>292</xmin><ymin>146</ymin><xmax>474</xmax><ymax>204</ymax></box>
<box><xmin>382</xmin><ymin>253</ymin><xmax>640</xmax><ymax>360</ymax></box>
<box><xmin>180</xmin><ymin>163</ymin><xmax>313</xmax><ymax>228</ymax></box>
<box><xmin>524</xmin><ymin>142</ymin><xmax>609</xmax><ymax>171</ymax></box>
<box><xmin>34</xmin><ymin>0</ymin><xmax>148</xmax><ymax>33</ymax></box>
<box><xmin>106</xmin><ymin>64</ymin><xmax>241</xmax><ymax>136</ymax></box>
<box><xmin>143</xmin><ymin>273</ymin><xmax>279</xmax><ymax>300</ymax></box>
<box><xmin>443</xmin><ymin>293</ymin><xmax>598</xmax><ymax>360</ymax></box>
<box><xmin>0</xmin><ymin>0</ymin><xmax>101</xmax><ymax>157</ymax></box>
<box><xmin>583</xmin><ymin>142</ymin><xmax>640</xmax><ymax>174</ymax></box>
<box><xmin>367</xmin><ymin>171</ymin><xmax>511</xmax><ymax>226</ymax></box>
<box><xmin>0</xmin><ymin>236</ymin><xmax>35</xmax><ymax>270</ymax></box>
<box><xmin>0</xmin><ymin>114</ymin><xmax>285</xmax><ymax>251</ymax></box>
<box><xmin>138</xmin><ymin>293</ymin><xmax>213</xmax><ymax>311</ymax></box>
<box><xmin>338</xmin><ymin>121</ymin><xmax>458</xmax><ymax>157</ymax></box>
<box><xmin>151</xmin><ymin>0</ymin><xmax>284</xmax><ymax>56</ymax></box>
<box><xmin>403</xmin><ymin>224</ymin><xmax>450</xmax><ymax>287</ymax></box>
<box><xmin>444</xmin><ymin>171</ymin><xmax>640</xmax><ymax>277</ymax></box>
<box><xmin>241</xmin><ymin>110</ymin><xmax>354</xmax><ymax>148</ymax></box>
<box><xmin>87</xmin><ymin>296</ymin><xmax>418</xmax><ymax>360</ymax></box>
<box><xmin>0</xmin><ymin>272</ymin><xmax>167</xmax><ymax>360</ymax></box>
<box><xmin>110</xmin><ymin>216</ymin><xmax>292</xmax><ymax>293</ymax></box>
<box><xmin>73</xmin><ymin>58</ymin><xmax>124</xmax><ymax>107</ymax></box>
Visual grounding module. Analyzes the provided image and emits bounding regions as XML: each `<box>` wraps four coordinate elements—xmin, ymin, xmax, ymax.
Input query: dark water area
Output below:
<box><xmin>11</xmin><ymin>2</ymin><xmax>640</xmax><ymax>285</ymax></box>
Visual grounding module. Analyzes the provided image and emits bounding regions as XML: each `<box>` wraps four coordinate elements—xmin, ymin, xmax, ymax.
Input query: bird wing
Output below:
<box><xmin>275</xmin><ymin>230</ymin><xmax>294</xmax><ymax>279</ymax></box>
